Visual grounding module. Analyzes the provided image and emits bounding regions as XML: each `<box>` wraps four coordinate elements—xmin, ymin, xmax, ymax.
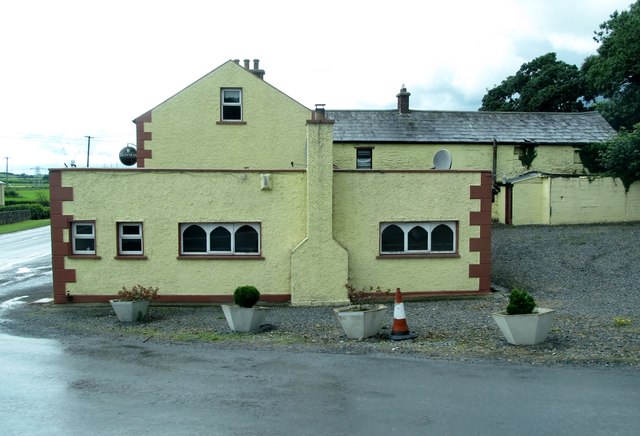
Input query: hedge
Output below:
<box><xmin>0</xmin><ymin>203</ymin><xmax>50</xmax><ymax>220</ymax></box>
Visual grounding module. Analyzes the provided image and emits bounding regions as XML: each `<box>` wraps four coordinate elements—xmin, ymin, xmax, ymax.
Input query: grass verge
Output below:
<box><xmin>0</xmin><ymin>219</ymin><xmax>50</xmax><ymax>235</ymax></box>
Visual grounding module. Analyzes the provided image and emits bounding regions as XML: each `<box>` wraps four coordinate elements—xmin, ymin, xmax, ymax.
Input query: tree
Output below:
<box><xmin>583</xmin><ymin>1</ymin><xmax>640</xmax><ymax>130</ymax></box>
<box><xmin>480</xmin><ymin>53</ymin><xmax>588</xmax><ymax>112</ymax></box>
<box><xmin>598</xmin><ymin>124</ymin><xmax>640</xmax><ymax>191</ymax></box>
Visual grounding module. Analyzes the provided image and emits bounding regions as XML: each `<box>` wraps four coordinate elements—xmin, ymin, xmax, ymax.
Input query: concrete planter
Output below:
<box><xmin>334</xmin><ymin>304</ymin><xmax>387</xmax><ymax>340</ymax></box>
<box><xmin>221</xmin><ymin>305</ymin><xmax>268</xmax><ymax>332</ymax></box>
<box><xmin>492</xmin><ymin>308</ymin><xmax>556</xmax><ymax>345</ymax></box>
<box><xmin>109</xmin><ymin>300</ymin><xmax>151</xmax><ymax>322</ymax></box>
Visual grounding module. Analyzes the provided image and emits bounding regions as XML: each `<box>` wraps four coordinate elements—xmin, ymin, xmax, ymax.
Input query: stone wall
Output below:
<box><xmin>0</xmin><ymin>209</ymin><xmax>30</xmax><ymax>225</ymax></box>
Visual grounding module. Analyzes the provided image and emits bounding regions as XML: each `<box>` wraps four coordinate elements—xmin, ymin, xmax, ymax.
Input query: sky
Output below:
<box><xmin>0</xmin><ymin>0</ymin><xmax>634</xmax><ymax>175</ymax></box>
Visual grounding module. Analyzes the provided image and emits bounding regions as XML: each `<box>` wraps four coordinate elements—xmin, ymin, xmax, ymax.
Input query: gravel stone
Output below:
<box><xmin>2</xmin><ymin>223</ymin><xmax>639</xmax><ymax>369</ymax></box>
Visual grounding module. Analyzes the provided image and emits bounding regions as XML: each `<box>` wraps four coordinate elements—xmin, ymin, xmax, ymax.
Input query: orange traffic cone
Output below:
<box><xmin>389</xmin><ymin>288</ymin><xmax>417</xmax><ymax>341</ymax></box>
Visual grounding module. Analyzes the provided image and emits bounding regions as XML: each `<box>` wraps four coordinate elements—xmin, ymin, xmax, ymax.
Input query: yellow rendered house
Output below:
<box><xmin>52</xmin><ymin>58</ymin><xmax>589</xmax><ymax>304</ymax></box>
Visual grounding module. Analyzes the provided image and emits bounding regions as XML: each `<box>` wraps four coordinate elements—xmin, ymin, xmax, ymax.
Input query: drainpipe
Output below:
<box><xmin>492</xmin><ymin>136</ymin><xmax>498</xmax><ymax>184</ymax></box>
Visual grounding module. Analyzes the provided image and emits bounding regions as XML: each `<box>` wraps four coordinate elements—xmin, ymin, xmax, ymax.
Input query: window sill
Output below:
<box><xmin>177</xmin><ymin>255</ymin><xmax>264</xmax><ymax>260</ymax></box>
<box><xmin>377</xmin><ymin>253</ymin><xmax>460</xmax><ymax>259</ymax></box>
<box><xmin>114</xmin><ymin>255</ymin><xmax>148</xmax><ymax>260</ymax></box>
<box><xmin>216</xmin><ymin>121</ymin><xmax>247</xmax><ymax>125</ymax></box>
<box><xmin>68</xmin><ymin>255</ymin><xmax>102</xmax><ymax>259</ymax></box>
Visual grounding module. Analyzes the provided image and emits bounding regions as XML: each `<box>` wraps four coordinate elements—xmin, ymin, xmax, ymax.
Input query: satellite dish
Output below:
<box><xmin>433</xmin><ymin>149</ymin><xmax>452</xmax><ymax>170</ymax></box>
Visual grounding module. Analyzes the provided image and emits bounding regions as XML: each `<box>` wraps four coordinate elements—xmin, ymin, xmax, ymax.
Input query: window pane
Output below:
<box><xmin>222</xmin><ymin>105</ymin><xmax>242</xmax><ymax>120</ymax></box>
<box><xmin>381</xmin><ymin>225</ymin><xmax>404</xmax><ymax>252</ymax></box>
<box><xmin>432</xmin><ymin>224</ymin><xmax>454</xmax><ymax>251</ymax></box>
<box><xmin>75</xmin><ymin>239</ymin><xmax>95</xmax><ymax>251</ymax></box>
<box><xmin>356</xmin><ymin>149</ymin><xmax>372</xmax><ymax>169</ymax></box>
<box><xmin>223</xmin><ymin>90</ymin><xmax>240</xmax><ymax>103</ymax></box>
<box><xmin>408</xmin><ymin>226</ymin><xmax>428</xmax><ymax>251</ymax></box>
<box><xmin>210</xmin><ymin>226</ymin><xmax>231</xmax><ymax>252</ymax></box>
<box><xmin>121</xmin><ymin>224</ymin><xmax>140</xmax><ymax>235</ymax></box>
<box><xmin>234</xmin><ymin>225</ymin><xmax>258</xmax><ymax>253</ymax></box>
<box><xmin>121</xmin><ymin>239</ymin><xmax>142</xmax><ymax>252</ymax></box>
<box><xmin>183</xmin><ymin>225</ymin><xmax>207</xmax><ymax>253</ymax></box>
<box><xmin>75</xmin><ymin>224</ymin><xmax>93</xmax><ymax>235</ymax></box>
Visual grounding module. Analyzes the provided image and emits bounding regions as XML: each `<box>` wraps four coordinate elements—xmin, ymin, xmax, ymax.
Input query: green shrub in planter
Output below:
<box><xmin>506</xmin><ymin>289</ymin><xmax>536</xmax><ymax>315</ymax></box>
<box><xmin>234</xmin><ymin>285</ymin><xmax>260</xmax><ymax>308</ymax></box>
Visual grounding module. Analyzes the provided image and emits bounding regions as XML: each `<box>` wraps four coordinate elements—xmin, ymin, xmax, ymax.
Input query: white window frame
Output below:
<box><xmin>118</xmin><ymin>222</ymin><xmax>144</xmax><ymax>256</ymax></box>
<box><xmin>380</xmin><ymin>222</ymin><xmax>456</xmax><ymax>254</ymax></box>
<box><xmin>71</xmin><ymin>221</ymin><xmax>96</xmax><ymax>255</ymax></box>
<box><xmin>180</xmin><ymin>223</ymin><xmax>260</xmax><ymax>255</ymax></box>
<box><xmin>221</xmin><ymin>88</ymin><xmax>242</xmax><ymax>121</ymax></box>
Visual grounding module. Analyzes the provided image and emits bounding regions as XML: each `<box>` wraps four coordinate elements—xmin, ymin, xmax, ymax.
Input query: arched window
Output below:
<box><xmin>183</xmin><ymin>225</ymin><xmax>206</xmax><ymax>253</ymax></box>
<box><xmin>379</xmin><ymin>222</ymin><xmax>456</xmax><ymax>255</ymax></box>
<box><xmin>431</xmin><ymin>224</ymin><xmax>454</xmax><ymax>252</ymax></box>
<box><xmin>210</xmin><ymin>226</ymin><xmax>231</xmax><ymax>252</ymax></box>
<box><xmin>180</xmin><ymin>223</ymin><xmax>261</xmax><ymax>255</ymax></box>
<box><xmin>235</xmin><ymin>225</ymin><xmax>259</xmax><ymax>253</ymax></box>
<box><xmin>381</xmin><ymin>224</ymin><xmax>404</xmax><ymax>252</ymax></box>
<box><xmin>408</xmin><ymin>226</ymin><xmax>428</xmax><ymax>251</ymax></box>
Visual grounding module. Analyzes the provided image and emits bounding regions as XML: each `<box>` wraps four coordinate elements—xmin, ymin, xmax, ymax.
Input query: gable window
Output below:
<box><xmin>71</xmin><ymin>221</ymin><xmax>96</xmax><ymax>255</ymax></box>
<box><xmin>117</xmin><ymin>222</ymin><xmax>144</xmax><ymax>256</ymax></box>
<box><xmin>180</xmin><ymin>223</ymin><xmax>260</xmax><ymax>256</ymax></box>
<box><xmin>221</xmin><ymin>88</ymin><xmax>242</xmax><ymax>121</ymax></box>
<box><xmin>380</xmin><ymin>222</ymin><xmax>456</xmax><ymax>255</ymax></box>
<box><xmin>356</xmin><ymin>148</ymin><xmax>373</xmax><ymax>169</ymax></box>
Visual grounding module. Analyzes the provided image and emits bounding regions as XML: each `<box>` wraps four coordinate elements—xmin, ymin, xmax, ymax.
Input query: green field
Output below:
<box><xmin>2</xmin><ymin>173</ymin><xmax>49</xmax><ymax>202</ymax></box>
<box><xmin>1</xmin><ymin>173</ymin><xmax>50</xmax><ymax>233</ymax></box>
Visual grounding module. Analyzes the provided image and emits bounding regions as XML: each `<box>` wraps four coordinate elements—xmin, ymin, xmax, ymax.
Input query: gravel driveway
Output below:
<box><xmin>2</xmin><ymin>223</ymin><xmax>639</xmax><ymax>369</ymax></box>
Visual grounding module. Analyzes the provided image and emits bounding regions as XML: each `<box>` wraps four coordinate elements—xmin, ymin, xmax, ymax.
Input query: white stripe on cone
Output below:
<box><xmin>394</xmin><ymin>303</ymin><xmax>406</xmax><ymax>319</ymax></box>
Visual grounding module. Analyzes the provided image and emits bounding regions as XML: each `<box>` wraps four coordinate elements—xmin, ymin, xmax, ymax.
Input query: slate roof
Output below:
<box><xmin>326</xmin><ymin>110</ymin><xmax>616</xmax><ymax>145</ymax></box>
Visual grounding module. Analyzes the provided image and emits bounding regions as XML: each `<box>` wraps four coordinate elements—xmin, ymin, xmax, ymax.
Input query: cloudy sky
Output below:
<box><xmin>0</xmin><ymin>0</ymin><xmax>633</xmax><ymax>175</ymax></box>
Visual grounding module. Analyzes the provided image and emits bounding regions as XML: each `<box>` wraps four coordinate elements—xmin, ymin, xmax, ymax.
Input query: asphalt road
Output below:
<box><xmin>1</xmin><ymin>228</ymin><xmax>639</xmax><ymax>435</ymax></box>
<box><xmin>0</xmin><ymin>225</ymin><xmax>51</xmax><ymax>295</ymax></box>
<box><xmin>1</xmin><ymin>332</ymin><xmax>639</xmax><ymax>436</ymax></box>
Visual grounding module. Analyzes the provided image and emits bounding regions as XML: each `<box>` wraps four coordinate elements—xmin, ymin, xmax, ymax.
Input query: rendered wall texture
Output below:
<box><xmin>496</xmin><ymin>176</ymin><xmax>640</xmax><ymax>225</ymax></box>
<box><xmin>549</xmin><ymin>177</ymin><xmax>640</xmax><ymax>224</ymax></box>
<box><xmin>332</xmin><ymin>143</ymin><xmax>489</xmax><ymax>170</ymax></box>
<box><xmin>333</xmin><ymin>170</ymin><xmax>485</xmax><ymax>293</ymax></box>
<box><xmin>290</xmin><ymin>118</ymin><xmax>349</xmax><ymax>306</ymax></box>
<box><xmin>510</xmin><ymin>178</ymin><xmax>551</xmax><ymax>225</ymax></box>
<box><xmin>139</xmin><ymin>61</ymin><xmax>311</xmax><ymax>170</ymax></box>
<box><xmin>496</xmin><ymin>145</ymin><xmax>583</xmax><ymax>179</ymax></box>
<box><xmin>59</xmin><ymin>169</ymin><xmax>306</xmax><ymax>299</ymax></box>
<box><xmin>333</xmin><ymin>142</ymin><xmax>583</xmax><ymax>178</ymax></box>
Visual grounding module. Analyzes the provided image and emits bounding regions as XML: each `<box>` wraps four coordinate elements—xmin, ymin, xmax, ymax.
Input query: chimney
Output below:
<box><xmin>233</xmin><ymin>59</ymin><xmax>240</xmax><ymax>65</ymax></box>
<box><xmin>313</xmin><ymin>104</ymin><xmax>326</xmax><ymax>121</ymax></box>
<box><xmin>250</xmin><ymin>58</ymin><xmax>265</xmax><ymax>80</ymax></box>
<box><xmin>396</xmin><ymin>86</ymin><xmax>411</xmax><ymax>114</ymax></box>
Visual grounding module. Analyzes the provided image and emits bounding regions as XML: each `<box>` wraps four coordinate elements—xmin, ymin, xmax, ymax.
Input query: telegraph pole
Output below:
<box><xmin>85</xmin><ymin>135</ymin><xmax>93</xmax><ymax>167</ymax></box>
<box><xmin>4</xmin><ymin>156</ymin><xmax>8</xmax><ymax>182</ymax></box>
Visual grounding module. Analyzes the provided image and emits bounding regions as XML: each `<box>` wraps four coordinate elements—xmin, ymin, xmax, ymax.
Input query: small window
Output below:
<box><xmin>380</xmin><ymin>222</ymin><xmax>456</xmax><ymax>255</ymax></box>
<box><xmin>181</xmin><ymin>223</ymin><xmax>260</xmax><ymax>255</ymax></box>
<box><xmin>573</xmin><ymin>149</ymin><xmax>582</xmax><ymax>164</ymax></box>
<box><xmin>221</xmin><ymin>89</ymin><xmax>242</xmax><ymax>121</ymax></box>
<box><xmin>71</xmin><ymin>221</ymin><xmax>96</xmax><ymax>255</ymax></box>
<box><xmin>356</xmin><ymin>148</ymin><xmax>372</xmax><ymax>169</ymax></box>
<box><xmin>118</xmin><ymin>222</ymin><xmax>143</xmax><ymax>255</ymax></box>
